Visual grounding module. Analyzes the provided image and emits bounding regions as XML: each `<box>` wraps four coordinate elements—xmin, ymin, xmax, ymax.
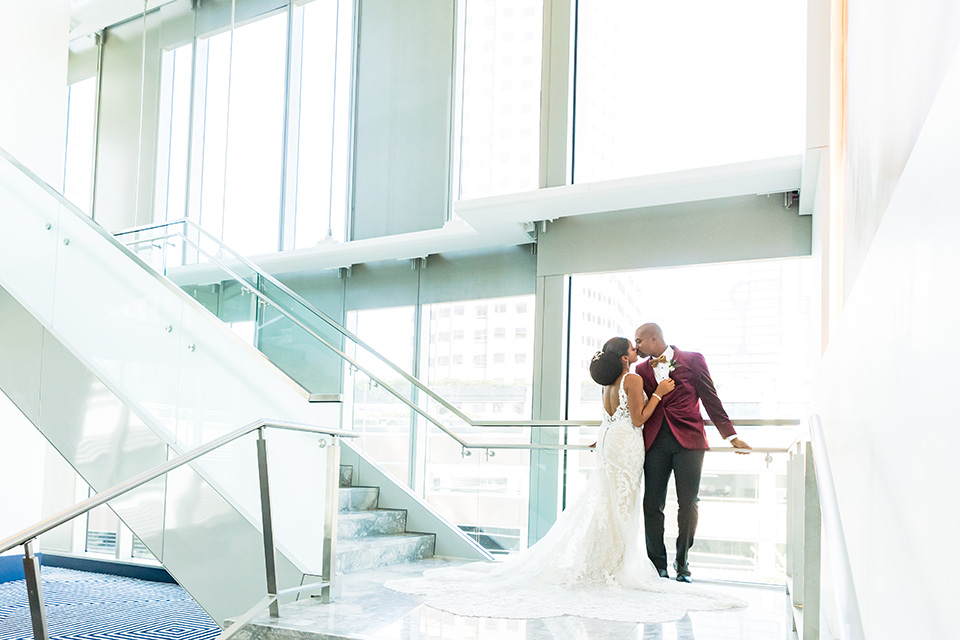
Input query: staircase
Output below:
<box><xmin>0</xmin><ymin>146</ymin><xmax>485</xmax><ymax>628</ymax></box>
<box><xmin>337</xmin><ymin>465</ymin><xmax>435</xmax><ymax>573</ymax></box>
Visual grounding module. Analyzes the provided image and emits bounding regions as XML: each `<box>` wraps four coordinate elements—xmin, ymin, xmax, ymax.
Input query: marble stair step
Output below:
<box><xmin>336</xmin><ymin>532</ymin><xmax>436</xmax><ymax>573</ymax></box>
<box><xmin>338</xmin><ymin>508</ymin><xmax>407</xmax><ymax>539</ymax></box>
<box><xmin>339</xmin><ymin>465</ymin><xmax>353</xmax><ymax>488</ymax></box>
<box><xmin>338</xmin><ymin>486</ymin><xmax>379</xmax><ymax>512</ymax></box>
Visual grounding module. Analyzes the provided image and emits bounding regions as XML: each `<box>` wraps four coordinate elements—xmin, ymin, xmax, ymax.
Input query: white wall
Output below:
<box><xmin>817</xmin><ymin>40</ymin><xmax>960</xmax><ymax>640</ymax></box>
<box><xmin>0</xmin><ymin>1</ymin><xmax>70</xmax><ymax>185</ymax></box>
<box><xmin>841</xmin><ymin>0</ymin><xmax>960</xmax><ymax>294</ymax></box>
<box><xmin>0</xmin><ymin>0</ymin><xmax>71</xmax><ymax>553</ymax></box>
<box><xmin>0</xmin><ymin>394</ymin><xmax>48</xmax><ymax>551</ymax></box>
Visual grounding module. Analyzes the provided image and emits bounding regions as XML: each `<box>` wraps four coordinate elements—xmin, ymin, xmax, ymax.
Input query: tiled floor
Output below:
<box><xmin>234</xmin><ymin>559</ymin><xmax>798</xmax><ymax>640</ymax></box>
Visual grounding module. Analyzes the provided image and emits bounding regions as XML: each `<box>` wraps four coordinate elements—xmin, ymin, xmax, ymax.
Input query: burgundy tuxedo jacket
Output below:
<box><xmin>634</xmin><ymin>346</ymin><xmax>736</xmax><ymax>451</ymax></box>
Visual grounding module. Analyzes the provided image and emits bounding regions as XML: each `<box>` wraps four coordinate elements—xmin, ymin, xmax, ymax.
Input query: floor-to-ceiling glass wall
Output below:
<box><xmin>196</xmin><ymin>12</ymin><xmax>287</xmax><ymax>256</ymax></box>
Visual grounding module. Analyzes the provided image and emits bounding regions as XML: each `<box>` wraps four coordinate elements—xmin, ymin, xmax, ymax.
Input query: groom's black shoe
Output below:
<box><xmin>674</xmin><ymin>562</ymin><xmax>692</xmax><ymax>583</ymax></box>
<box><xmin>657</xmin><ymin>568</ymin><xmax>670</xmax><ymax>579</ymax></box>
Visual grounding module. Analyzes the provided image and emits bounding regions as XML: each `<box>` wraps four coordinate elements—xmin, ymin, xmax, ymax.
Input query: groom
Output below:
<box><xmin>634</xmin><ymin>323</ymin><xmax>751</xmax><ymax>582</ymax></box>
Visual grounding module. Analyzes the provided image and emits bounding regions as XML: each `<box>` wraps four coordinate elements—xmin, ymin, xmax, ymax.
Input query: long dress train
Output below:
<box><xmin>385</xmin><ymin>374</ymin><xmax>747</xmax><ymax>623</ymax></box>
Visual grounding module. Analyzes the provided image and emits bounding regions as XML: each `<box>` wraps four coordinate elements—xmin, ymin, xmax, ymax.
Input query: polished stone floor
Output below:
<box><xmin>233</xmin><ymin>559</ymin><xmax>798</xmax><ymax>640</ymax></box>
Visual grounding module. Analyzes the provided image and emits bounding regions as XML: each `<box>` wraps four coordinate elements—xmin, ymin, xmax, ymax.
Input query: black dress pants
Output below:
<box><xmin>642</xmin><ymin>424</ymin><xmax>705</xmax><ymax>572</ymax></box>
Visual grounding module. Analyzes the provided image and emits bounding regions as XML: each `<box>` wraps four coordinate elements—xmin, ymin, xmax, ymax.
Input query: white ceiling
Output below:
<box><xmin>70</xmin><ymin>0</ymin><xmax>180</xmax><ymax>39</ymax></box>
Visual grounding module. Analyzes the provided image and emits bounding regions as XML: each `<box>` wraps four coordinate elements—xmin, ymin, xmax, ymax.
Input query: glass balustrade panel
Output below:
<box><xmin>562</xmin><ymin>425</ymin><xmax>790</xmax><ymax>584</ymax></box>
<box><xmin>475</xmin><ymin>427</ymin><xmax>532</xmax><ymax>556</ymax></box>
<box><xmin>667</xmin><ymin>445</ymin><xmax>789</xmax><ymax>584</ymax></box>
<box><xmin>52</xmin><ymin>211</ymin><xmax>186</xmax><ymax>441</ymax></box>
<box><xmin>422</xmin><ymin>422</ymin><xmax>482</xmax><ymax>552</ymax></box>
<box><xmin>27</xmin><ymin>180</ymin><xmax>334</xmax><ymax>575</ymax></box>
<box><xmin>343</xmin><ymin>307</ymin><xmax>416</xmax><ymax>484</ymax></box>
<box><xmin>256</xmin><ymin>278</ymin><xmax>344</xmax><ymax>395</ymax></box>
<box><xmin>0</xmin><ymin>153</ymin><xmax>63</xmax><ymax>323</ymax></box>
<box><xmin>561</xmin><ymin>426</ymin><xmax>599</xmax><ymax>509</ymax></box>
<box><xmin>118</xmin><ymin>223</ymin><xmax>556</xmax><ymax>564</ymax></box>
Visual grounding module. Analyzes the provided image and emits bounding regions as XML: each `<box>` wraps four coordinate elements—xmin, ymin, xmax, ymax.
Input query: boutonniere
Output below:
<box><xmin>668</xmin><ymin>359</ymin><xmax>681</xmax><ymax>372</ymax></box>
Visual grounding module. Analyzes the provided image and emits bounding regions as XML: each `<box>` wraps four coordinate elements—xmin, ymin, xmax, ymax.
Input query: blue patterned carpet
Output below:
<box><xmin>0</xmin><ymin>567</ymin><xmax>219</xmax><ymax>640</ymax></box>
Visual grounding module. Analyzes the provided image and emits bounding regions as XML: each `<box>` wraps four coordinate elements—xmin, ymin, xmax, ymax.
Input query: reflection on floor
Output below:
<box><xmin>232</xmin><ymin>559</ymin><xmax>799</xmax><ymax>640</ymax></box>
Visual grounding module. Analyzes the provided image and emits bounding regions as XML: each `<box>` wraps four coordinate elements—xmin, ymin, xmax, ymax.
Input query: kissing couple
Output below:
<box><xmin>387</xmin><ymin>323</ymin><xmax>751</xmax><ymax>623</ymax></box>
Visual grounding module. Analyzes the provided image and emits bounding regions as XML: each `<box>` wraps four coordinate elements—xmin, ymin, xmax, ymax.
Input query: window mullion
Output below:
<box><xmin>280</xmin><ymin>2</ymin><xmax>305</xmax><ymax>251</ymax></box>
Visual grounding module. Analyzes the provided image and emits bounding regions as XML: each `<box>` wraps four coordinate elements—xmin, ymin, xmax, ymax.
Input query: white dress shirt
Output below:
<box><xmin>650</xmin><ymin>346</ymin><xmax>674</xmax><ymax>383</ymax></box>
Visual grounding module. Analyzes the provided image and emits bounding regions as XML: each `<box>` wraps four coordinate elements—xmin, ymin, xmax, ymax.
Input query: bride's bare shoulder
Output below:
<box><xmin>622</xmin><ymin>373</ymin><xmax>643</xmax><ymax>389</ymax></box>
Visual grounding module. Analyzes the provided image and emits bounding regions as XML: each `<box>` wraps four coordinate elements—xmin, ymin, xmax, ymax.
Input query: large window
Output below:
<box><xmin>573</xmin><ymin>0</ymin><xmax>806</xmax><ymax>183</ymax></box>
<box><xmin>197</xmin><ymin>12</ymin><xmax>287</xmax><ymax>256</ymax></box>
<box><xmin>457</xmin><ymin>0</ymin><xmax>543</xmax><ymax>200</ymax></box>
<box><xmin>293</xmin><ymin>0</ymin><xmax>354</xmax><ymax>247</ymax></box>
<box><xmin>568</xmin><ymin>258</ymin><xmax>814</xmax><ymax>422</ymax></box>
<box><xmin>152</xmin><ymin>1</ymin><xmax>354</xmax><ymax>255</ymax></box>
<box><xmin>342</xmin><ymin>293</ymin><xmax>537</xmax><ymax>555</ymax></box>
<box><xmin>420</xmin><ymin>294</ymin><xmax>536</xmax><ymax>554</ymax></box>
<box><xmin>63</xmin><ymin>77</ymin><xmax>98</xmax><ymax>213</ymax></box>
<box><xmin>154</xmin><ymin>44</ymin><xmax>193</xmax><ymax>223</ymax></box>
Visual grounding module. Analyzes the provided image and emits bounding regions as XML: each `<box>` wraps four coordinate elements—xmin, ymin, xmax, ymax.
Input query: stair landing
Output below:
<box><xmin>226</xmin><ymin>559</ymin><xmax>795</xmax><ymax>640</ymax></box>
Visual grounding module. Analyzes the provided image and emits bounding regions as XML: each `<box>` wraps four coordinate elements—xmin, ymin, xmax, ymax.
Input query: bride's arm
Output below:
<box><xmin>625</xmin><ymin>375</ymin><xmax>675</xmax><ymax>428</ymax></box>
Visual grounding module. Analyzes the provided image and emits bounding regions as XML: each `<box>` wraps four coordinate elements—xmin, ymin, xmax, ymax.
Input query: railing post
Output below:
<box><xmin>22</xmin><ymin>540</ymin><xmax>49</xmax><ymax>640</ymax></box>
<box><xmin>789</xmin><ymin>442</ymin><xmax>805</xmax><ymax>611</ymax></box>
<box><xmin>802</xmin><ymin>440</ymin><xmax>821</xmax><ymax>640</ymax></box>
<box><xmin>320</xmin><ymin>435</ymin><xmax>340</xmax><ymax>603</ymax></box>
<box><xmin>256</xmin><ymin>428</ymin><xmax>280</xmax><ymax>618</ymax></box>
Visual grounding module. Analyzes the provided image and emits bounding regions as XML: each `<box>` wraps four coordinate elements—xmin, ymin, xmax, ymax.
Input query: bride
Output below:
<box><xmin>385</xmin><ymin>337</ymin><xmax>747</xmax><ymax>622</ymax></box>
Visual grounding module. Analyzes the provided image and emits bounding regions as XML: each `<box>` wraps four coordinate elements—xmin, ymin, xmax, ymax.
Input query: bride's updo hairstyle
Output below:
<box><xmin>589</xmin><ymin>337</ymin><xmax>631</xmax><ymax>386</ymax></box>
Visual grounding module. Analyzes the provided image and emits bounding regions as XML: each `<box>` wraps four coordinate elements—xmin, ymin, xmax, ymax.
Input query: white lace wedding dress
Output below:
<box><xmin>385</xmin><ymin>374</ymin><xmax>748</xmax><ymax>622</ymax></box>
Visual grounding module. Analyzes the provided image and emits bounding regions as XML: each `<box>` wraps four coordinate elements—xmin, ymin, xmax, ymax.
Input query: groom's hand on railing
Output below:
<box><xmin>730</xmin><ymin>438</ymin><xmax>752</xmax><ymax>455</ymax></box>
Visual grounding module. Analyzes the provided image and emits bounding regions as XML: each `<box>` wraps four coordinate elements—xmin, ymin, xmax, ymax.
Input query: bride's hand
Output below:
<box><xmin>655</xmin><ymin>378</ymin><xmax>675</xmax><ymax>397</ymax></box>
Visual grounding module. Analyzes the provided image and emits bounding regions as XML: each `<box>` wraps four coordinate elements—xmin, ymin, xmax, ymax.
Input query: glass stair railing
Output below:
<box><xmin>0</xmin><ymin>146</ymin><xmax>360</xmax><ymax>625</ymax></box>
<box><xmin>115</xmin><ymin>218</ymin><xmax>600</xmax><ymax>557</ymax></box>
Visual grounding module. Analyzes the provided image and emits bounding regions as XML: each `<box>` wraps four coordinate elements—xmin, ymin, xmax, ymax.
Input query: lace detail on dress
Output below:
<box><xmin>385</xmin><ymin>373</ymin><xmax>747</xmax><ymax>622</ymax></box>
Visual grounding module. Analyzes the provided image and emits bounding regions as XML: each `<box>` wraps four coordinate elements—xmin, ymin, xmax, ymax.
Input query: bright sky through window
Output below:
<box><xmin>574</xmin><ymin>0</ymin><xmax>806</xmax><ymax>182</ymax></box>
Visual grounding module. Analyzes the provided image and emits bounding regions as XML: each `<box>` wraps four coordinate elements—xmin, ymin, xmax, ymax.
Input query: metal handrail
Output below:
<box><xmin>0</xmin><ymin>419</ymin><xmax>355</xmax><ymax>555</ymax></box>
<box><xmin>118</xmin><ymin>223</ymin><xmax>801</xmax><ymax>451</ymax></box>
<box><xmin>3</xmin><ymin>418</ymin><xmax>356</xmax><ymax>640</ymax></box>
